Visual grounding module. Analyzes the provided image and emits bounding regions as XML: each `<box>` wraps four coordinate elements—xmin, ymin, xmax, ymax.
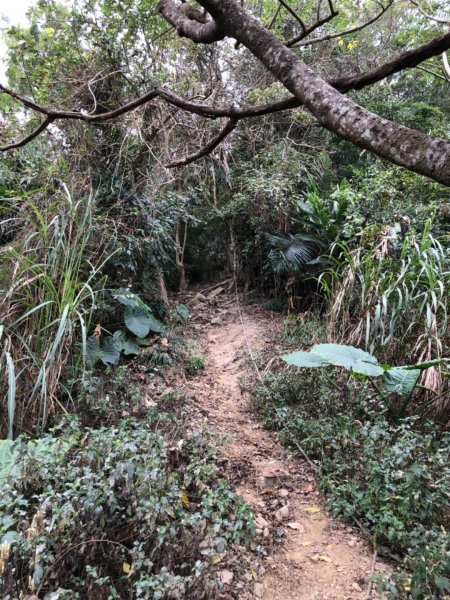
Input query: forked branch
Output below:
<box><xmin>165</xmin><ymin>118</ymin><xmax>238</xmax><ymax>167</ymax></box>
<box><xmin>285</xmin><ymin>0</ymin><xmax>338</xmax><ymax>47</ymax></box>
<box><xmin>291</xmin><ymin>0</ymin><xmax>394</xmax><ymax>48</ymax></box>
<box><xmin>2</xmin><ymin>29</ymin><xmax>449</xmax><ymax>155</ymax></box>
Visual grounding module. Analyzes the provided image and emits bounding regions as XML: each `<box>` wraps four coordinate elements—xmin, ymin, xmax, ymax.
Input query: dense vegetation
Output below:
<box><xmin>1</xmin><ymin>0</ymin><xmax>449</xmax><ymax>598</ymax></box>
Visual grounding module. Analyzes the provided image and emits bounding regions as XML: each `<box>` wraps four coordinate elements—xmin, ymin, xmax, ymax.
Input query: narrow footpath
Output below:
<box><xmin>182</xmin><ymin>286</ymin><xmax>386</xmax><ymax>600</ymax></box>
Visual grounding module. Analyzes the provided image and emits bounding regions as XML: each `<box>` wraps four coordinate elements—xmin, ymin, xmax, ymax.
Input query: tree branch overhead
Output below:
<box><xmin>1</xmin><ymin>0</ymin><xmax>450</xmax><ymax>186</ymax></box>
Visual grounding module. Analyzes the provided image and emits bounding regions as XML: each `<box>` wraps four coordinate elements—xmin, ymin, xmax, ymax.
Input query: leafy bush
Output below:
<box><xmin>0</xmin><ymin>414</ymin><xmax>254</xmax><ymax>599</ymax></box>
<box><xmin>266</xmin><ymin>182</ymin><xmax>353</xmax><ymax>288</ymax></box>
<box><xmin>71</xmin><ymin>366</ymin><xmax>149</xmax><ymax>428</ymax></box>
<box><xmin>86</xmin><ymin>289</ymin><xmax>164</xmax><ymax>367</ymax></box>
<box><xmin>252</xmin><ymin>371</ymin><xmax>450</xmax><ymax>599</ymax></box>
<box><xmin>187</xmin><ymin>355</ymin><xmax>206</xmax><ymax>375</ymax></box>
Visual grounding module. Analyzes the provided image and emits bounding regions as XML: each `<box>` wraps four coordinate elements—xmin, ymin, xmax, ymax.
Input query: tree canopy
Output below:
<box><xmin>1</xmin><ymin>0</ymin><xmax>449</xmax><ymax>184</ymax></box>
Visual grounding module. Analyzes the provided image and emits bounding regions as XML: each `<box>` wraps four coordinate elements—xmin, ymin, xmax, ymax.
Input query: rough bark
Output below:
<box><xmin>160</xmin><ymin>0</ymin><xmax>450</xmax><ymax>186</ymax></box>
<box><xmin>157</xmin><ymin>0</ymin><xmax>224</xmax><ymax>43</ymax></box>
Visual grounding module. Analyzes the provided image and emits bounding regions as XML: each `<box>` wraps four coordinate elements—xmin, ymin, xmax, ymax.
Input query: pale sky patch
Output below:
<box><xmin>0</xmin><ymin>0</ymin><xmax>37</xmax><ymax>81</ymax></box>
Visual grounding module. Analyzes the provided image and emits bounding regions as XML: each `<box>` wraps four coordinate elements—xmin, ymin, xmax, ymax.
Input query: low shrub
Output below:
<box><xmin>0</xmin><ymin>414</ymin><xmax>254</xmax><ymax>599</ymax></box>
<box><xmin>253</xmin><ymin>371</ymin><xmax>450</xmax><ymax>599</ymax></box>
<box><xmin>187</xmin><ymin>355</ymin><xmax>206</xmax><ymax>375</ymax></box>
<box><xmin>70</xmin><ymin>366</ymin><xmax>148</xmax><ymax>427</ymax></box>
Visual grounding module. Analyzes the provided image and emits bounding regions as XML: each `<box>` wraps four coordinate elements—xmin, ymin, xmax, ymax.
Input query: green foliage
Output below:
<box><xmin>187</xmin><ymin>355</ymin><xmax>206</xmax><ymax>375</ymax></box>
<box><xmin>113</xmin><ymin>288</ymin><xmax>165</xmax><ymax>335</ymax></box>
<box><xmin>283</xmin><ymin>343</ymin><xmax>384</xmax><ymax>376</ymax></box>
<box><xmin>86</xmin><ymin>290</ymin><xmax>164</xmax><ymax>367</ymax></box>
<box><xmin>267</xmin><ymin>233</ymin><xmax>318</xmax><ymax>274</ymax></box>
<box><xmin>266</xmin><ymin>181</ymin><xmax>353</xmax><ymax>276</ymax></box>
<box><xmin>72</xmin><ymin>365</ymin><xmax>151</xmax><ymax>428</ymax></box>
<box><xmin>252</xmin><ymin>371</ymin><xmax>450</xmax><ymax>599</ymax></box>
<box><xmin>282</xmin><ymin>343</ymin><xmax>447</xmax><ymax>419</ymax></box>
<box><xmin>0</xmin><ymin>415</ymin><xmax>254</xmax><ymax>598</ymax></box>
<box><xmin>175</xmin><ymin>304</ymin><xmax>190</xmax><ymax>323</ymax></box>
<box><xmin>0</xmin><ymin>189</ymin><xmax>112</xmax><ymax>434</ymax></box>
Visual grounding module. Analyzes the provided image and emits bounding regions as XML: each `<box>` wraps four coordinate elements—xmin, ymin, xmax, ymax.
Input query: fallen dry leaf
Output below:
<box><xmin>318</xmin><ymin>555</ymin><xmax>332</xmax><ymax>563</ymax></box>
<box><xmin>219</xmin><ymin>570</ymin><xmax>234</xmax><ymax>584</ymax></box>
<box><xmin>179</xmin><ymin>489</ymin><xmax>190</xmax><ymax>506</ymax></box>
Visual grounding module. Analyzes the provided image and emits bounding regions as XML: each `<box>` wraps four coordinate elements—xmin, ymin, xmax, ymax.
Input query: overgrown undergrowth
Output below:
<box><xmin>250</xmin><ymin>367</ymin><xmax>450</xmax><ymax>599</ymax></box>
<box><xmin>0</xmin><ymin>405</ymin><xmax>254</xmax><ymax>599</ymax></box>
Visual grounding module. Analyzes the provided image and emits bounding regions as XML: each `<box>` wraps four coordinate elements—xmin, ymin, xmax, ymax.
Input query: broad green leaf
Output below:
<box><xmin>383</xmin><ymin>368</ymin><xmax>420</xmax><ymax>396</ymax></box>
<box><xmin>434</xmin><ymin>575</ymin><xmax>450</xmax><ymax>592</ymax></box>
<box><xmin>312</xmin><ymin>343</ymin><xmax>384</xmax><ymax>377</ymax></box>
<box><xmin>282</xmin><ymin>351</ymin><xmax>329</xmax><ymax>368</ymax></box>
<box><xmin>111</xmin><ymin>288</ymin><xmax>147</xmax><ymax>308</ymax></box>
<box><xmin>147</xmin><ymin>313</ymin><xmax>164</xmax><ymax>334</ymax></box>
<box><xmin>124</xmin><ymin>305</ymin><xmax>151</xmax><ymax>338</ymax></box>
<box><xmin>100</xmin><ymin>336</ymin><xmax>121</xmax><ymax>365</ymax></box>
<box><xmin>112</xmin><ymin>330</ymin><xmax>140</xmax><ymax>355</ymax></box>
<box><xmin>86</xmin><ymin>335</ymin><xmax>101</xmax><ymax>366</ymax></box>
<box><xmin>122</xmin><ymin>338</ymin><xmax>140</xmax><ymax>355</ymax></box>
<box><xmin>176</xmin><ymin>304</ymin><xmax>190</xmax><ymax>321</ymax></box>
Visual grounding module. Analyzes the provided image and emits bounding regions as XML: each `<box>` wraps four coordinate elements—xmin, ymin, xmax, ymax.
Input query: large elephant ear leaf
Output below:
<box><xmin>124</xmin><ymin>305</ymin><xmax>151</xmax><ymax>337</ymax></box>
<box><xmin>147</xmin><ymin>313</ymin><xmax>164</xmax><ymax>334</ymax></box>
<box><xmin>383</xmin><ymin>368</ymin><xmax>421</xmax><ymax>396</ymax></box>
<box><xmin>124</xmin><ymin>305</ymin><xmax>163</xmax><ymax>337</ymax></box>
<box><xmin>100</xmin><ymin>336</ymin><xmax>121</xmax><ymax>365</ymax></box>
<box><xmin>282</xmin><ymin>351</ymin><xmax>329</xmax><ymax>367</ymax></box>
<box><xmin>112</xmin><ymin>330</ymin><xmax>140</xmax><ymax>355</ymax></box>
<box><xmin>86</xmin><ymin>335</ymin><xmax>101</xmax><ymax>366</ymax></box>
<box><xmin>312</xmin><ymin>343</ymin><xmax>384</xmax><ymax>377</ymax></box>
<box><xmin>283</xmin><ymin>343</ymin><xmax>384</xmax><ymax>377</ymax></box>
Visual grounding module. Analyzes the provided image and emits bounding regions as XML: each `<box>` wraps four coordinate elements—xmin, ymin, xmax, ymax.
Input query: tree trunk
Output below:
<box><xmin>192</xmin><ymin>0</ymin><xmax>450</xmax><ymax>186</ymax></box>
<box><xmin>157</xmin><ymin>268</ymin><xmax>170</xmax><ymax>307</ymax></box>
<box><xmin>175</xmin><ymin>220</ymin><xmax>188</xmax><ymax>291</ymax></box>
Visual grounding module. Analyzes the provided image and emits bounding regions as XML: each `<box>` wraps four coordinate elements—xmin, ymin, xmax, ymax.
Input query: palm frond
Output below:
<box><xmin>267</xmin><ymin>234</ymin><xmax>318</xmax><ymax>274</ymax></box>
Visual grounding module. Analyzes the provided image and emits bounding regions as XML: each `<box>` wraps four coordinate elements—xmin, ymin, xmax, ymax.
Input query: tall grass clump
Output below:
<box><xmin>320</xmin><ymin>220</ymin><xmax>449</xmax><ymax>413</ymax></box>
<box><xmin>0</xmin><ymin>187</ymin><xmax>112</xmax><ymax>436</ymax></box>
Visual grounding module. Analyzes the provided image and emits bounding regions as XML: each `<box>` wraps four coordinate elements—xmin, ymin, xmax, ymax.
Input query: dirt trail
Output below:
<box><xmin>185</xmin><ymin>289</ymin><xmax>384</xmax><ymax>600</ymax></box>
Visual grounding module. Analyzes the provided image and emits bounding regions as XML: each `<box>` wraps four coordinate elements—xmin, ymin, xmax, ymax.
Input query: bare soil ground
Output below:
<box><xmin>181</xmin><ymin>285</ymin><xmax>387</xmax><ymax>600</ymax></box>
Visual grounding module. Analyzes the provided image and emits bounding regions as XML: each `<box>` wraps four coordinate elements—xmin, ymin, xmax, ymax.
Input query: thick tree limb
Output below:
<box><xmin>190</xmin><ymin>0</ymin><xmax>450</xmax><ymax>185</ymax></box>
<box><xmin>165</xmin><ymin>118</ymin><xmax>237</xmax><ymax>167</ymax></box>
<box><xmin>156</xmin><ymin>0</ymin><xmax>224</xmax><ymax>43</ymax></box>
<box><xmin>2</xmin><ymin>2</ymin><xmax>450</xmax><ymax>182</ymax></box>
<box><xmin>2</xmin><ymin>30</ymin><xmax>449</xmax><ymax>153</ymax></box>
